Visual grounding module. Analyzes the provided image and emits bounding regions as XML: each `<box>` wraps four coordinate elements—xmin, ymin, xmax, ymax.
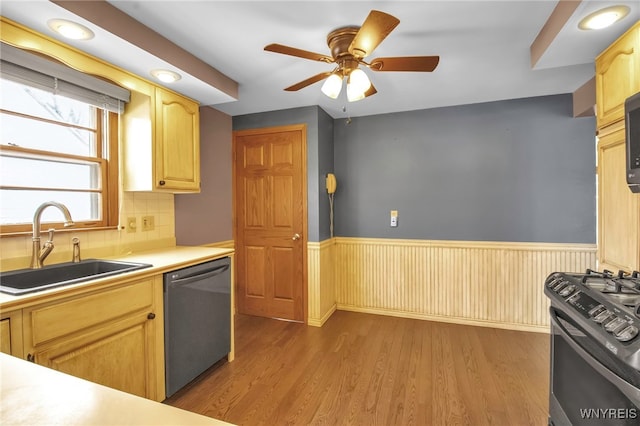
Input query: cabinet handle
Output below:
<box><xmin>158</xmin><ymin>180</ymin><xmax>166</xmax><ymax>186</ymax></box>
<box><xmin>27</xmin><ymin>353</ymin><xmax>35</xmax><ymax>363</ymax></box>
<box><xmin>147</xmin><ymin>312</ymin><xmax>156</xmax><ymax>320</ymax></box>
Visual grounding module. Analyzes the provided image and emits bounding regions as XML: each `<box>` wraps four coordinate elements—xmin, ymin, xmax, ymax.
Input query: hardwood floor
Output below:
<box><xmin>165</xmin><ymin>311</ymin><xmax>550</xmax><ymax>426</ymax></box>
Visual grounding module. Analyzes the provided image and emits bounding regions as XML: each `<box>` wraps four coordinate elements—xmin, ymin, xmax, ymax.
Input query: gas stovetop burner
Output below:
<box><xmin>580</xmin><ymin>269</ymin><xmax>640</xmax><ymax>306</ymax></box>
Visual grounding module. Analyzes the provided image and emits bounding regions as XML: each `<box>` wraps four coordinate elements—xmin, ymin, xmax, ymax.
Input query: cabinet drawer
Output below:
<box><xmin>28</xmin><ymin>280</ymin><xmax>154</xmax><ymax>346</ymax></box>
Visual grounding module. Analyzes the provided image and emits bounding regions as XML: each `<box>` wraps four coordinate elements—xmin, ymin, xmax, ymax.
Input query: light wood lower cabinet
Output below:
<box><xmin>0</xmin><ymin>310</ymin><xmax>23</xmax><ymax>357</ymax></box>
<box><xmin>0</xmin><ymin>319</ymin><xmax>9</xmax><ymax>354</ymax></box>
<box><xmin>21</xmin><ymin>276</ymin><xmax>165</xmax><ymax>401</ymax></box>
<box><xmin>34</xmin><ymin>312</ymin><xmax>154</xmax><ymax>398</ymax></box>
<box><xmin>597</xmin><ymin>124</ymin><xmax>640</xmax><ymax>272</ymax></box>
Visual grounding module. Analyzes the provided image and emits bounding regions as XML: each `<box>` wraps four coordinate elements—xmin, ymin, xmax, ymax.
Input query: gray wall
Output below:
<box><xmin>317</xmin><ymin>108</ymin><xmax>334</xmax><ymax>239</ymax></box>
<box><xmin>333</xmin><ymin>94</ymin><xmax>596</xmax><ymax>244</ymax></box>
<box><xmin>233</xmin><ymin>106</ymin><xmax>334</xmax><ymax>242</ymax></box>
<box><xmin>175</xmin><ymin>106</ymin><xmax>232</xmax><ymax>245</ymax></box>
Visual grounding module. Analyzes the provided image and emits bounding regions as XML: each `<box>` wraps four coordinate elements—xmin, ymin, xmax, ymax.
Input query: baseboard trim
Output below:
<box><xmin>308</xmin><ymin>303</ymin><xmax>337</xmax><ymax>327</ymax></box>
<box><xmin>336</xmin><ymin>304</ymin><xmax>550</xmax><ymax>334</ymax></box>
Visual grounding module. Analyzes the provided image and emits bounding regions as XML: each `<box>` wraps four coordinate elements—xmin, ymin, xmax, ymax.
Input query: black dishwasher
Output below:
<box><xmin>163</xmin><ymin>256</ymin><xmax>230</xmax><ymax>397</ymax></box>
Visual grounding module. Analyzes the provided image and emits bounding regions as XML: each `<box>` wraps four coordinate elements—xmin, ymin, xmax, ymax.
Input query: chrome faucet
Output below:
<box><xmin>30</xmin><ymin>201</ymin><xmax>74</xmax><ymax>269</ymax></box>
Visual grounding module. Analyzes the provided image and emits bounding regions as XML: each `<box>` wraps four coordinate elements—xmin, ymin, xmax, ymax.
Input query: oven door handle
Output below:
<box><xmin>550</xmin><ymin>308</ymin><xmax>640</xmax><ymax>404</ymax></box>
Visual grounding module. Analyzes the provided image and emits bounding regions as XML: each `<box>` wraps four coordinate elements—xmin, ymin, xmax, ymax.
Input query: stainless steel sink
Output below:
<box><xmin>0</xmin><ymin>259</ymin><xmax>153</xmax><ymax>295</ymax></box>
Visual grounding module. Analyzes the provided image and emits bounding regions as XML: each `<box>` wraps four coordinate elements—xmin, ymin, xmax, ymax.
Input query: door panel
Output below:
<box><xmin>244</xmin><ymin>177</ymin><xmax>266</xmax><ymax>227</ymax></box>
<box><xmin>245</xmin><ymin>246</ymin><xmax>267</xmax><ymax>297</ymax></box>
<box><xmin>273</xmin><ymin>176</ymin><xmax>294</xmax><ymax>228</ymax></box>
<box><xmin>234</xmin><ymin>125</ymin><xmax>307</xmax><ymax>322</ymax></box>
<box><xmin>244</xmin><ymin>144</ymin><xmax>265</xmax><ymax>168</ymax></box>
<box><xmin>273</xmin><ymin>246</ymin><xmax>294</xmax><ymax>300</ymax></box>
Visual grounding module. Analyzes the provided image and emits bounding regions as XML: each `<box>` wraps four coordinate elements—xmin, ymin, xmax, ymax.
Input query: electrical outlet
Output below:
<box><xmin>126</xmin><ymin>217</ymin><xmax>137</xmax><ymax>233</ymax></box>
<box><xmin>142</xmin><ymin>215</ymin><xmax>155</xmax><ymax>231</ymax></box>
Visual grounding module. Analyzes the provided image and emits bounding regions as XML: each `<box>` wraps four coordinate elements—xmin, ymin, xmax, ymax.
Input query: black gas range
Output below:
<box><xmin>545</xmin><ymin>269</ymin><xmax>640</xmax><ymax>425</ymax></box>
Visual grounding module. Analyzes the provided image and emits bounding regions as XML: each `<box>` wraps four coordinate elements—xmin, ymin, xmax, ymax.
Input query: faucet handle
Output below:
<box><xmin>46</xmin><ymin>228</ymin><xmax>55</xmax><ymax>243</ymax></box>
<box><xmin>72</xmin><ymin>237</ymin><xmax>81</xmax><ymax>263</ymax></box>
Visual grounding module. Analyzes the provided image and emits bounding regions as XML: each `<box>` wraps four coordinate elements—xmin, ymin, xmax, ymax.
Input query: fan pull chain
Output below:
<box><xmin>342</xmin><ymin>105</ymin><xmax>352</xmax><ymax>125</ymax></box>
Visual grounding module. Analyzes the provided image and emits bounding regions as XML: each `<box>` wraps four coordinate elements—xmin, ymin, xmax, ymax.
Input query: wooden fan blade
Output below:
<box><xmin>265</xmin><ymin>43</ymin><xmax>333</xmax><ymax>63</ymax></box>
<box><xmin>284</xmin><ymin>72</ymin><xmax>334</xmax><ymax>91</ymax></box>
<box><xmin>369</xmin><ymin>56</ymin><xmax>440</xmax><ymax>72</ymax></box>
<box><xmin>349</xmin><ymin>10</ymin><xmax>400</xmax><ymax>58</ymax></box>
<box><xmin>364</xmin><ymin>83</ymin><xmax>377</xmax><ymax>98</ymax></box>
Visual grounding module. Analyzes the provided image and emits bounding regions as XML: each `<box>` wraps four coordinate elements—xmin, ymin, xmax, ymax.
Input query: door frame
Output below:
<box><xmin>232</xmin><ymin>123</ymin><xmax>308</xmax><ymax>323</ymax></box>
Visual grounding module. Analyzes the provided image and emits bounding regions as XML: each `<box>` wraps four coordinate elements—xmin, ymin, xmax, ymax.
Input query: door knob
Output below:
<box><xmin>292</xmin><ymin>233</ymin><xmax>301</xmax><ymax>241</ymax></box>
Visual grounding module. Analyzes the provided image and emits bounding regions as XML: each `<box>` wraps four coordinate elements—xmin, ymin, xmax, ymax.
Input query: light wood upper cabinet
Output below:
<box><xmin>123</xmin><ymin>88</ymin><xmax>201</xmax><ymax>193</ymax></box>
<box><xmin>21</xmin><ymin>277</ymin><xmax>165</xmax><ymax>401</ymax></box>
<box><xmin>595</xmin><ymin>22</ymin><xmax>640</xmax><ymax>129</ymax></box>
<box><xmin>155</xmin><ymin>88</ymin><xmax>201</xmax><ymax>191</ymax></box>
<box><xmin>597</xmin><ymin>125</ymin><xmax>640</xmax><ymax>272</ymax></box>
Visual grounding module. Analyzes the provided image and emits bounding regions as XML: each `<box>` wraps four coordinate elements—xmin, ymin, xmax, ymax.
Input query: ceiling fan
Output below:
<box><xmin>264</xmin><ymin>10</ymin><xmax>440</xmax><ymax>102</ymax></box>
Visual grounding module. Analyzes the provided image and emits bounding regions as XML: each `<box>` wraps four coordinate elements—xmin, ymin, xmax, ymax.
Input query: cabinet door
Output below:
<box><xmin>0</xmin><ymin>310</ymin><xmax>23</xmax><ymax>357</ymax></box>
<box><xmin>22</xmin><ymin>277</ymin><xmax>165</xmax><ymax>401</ymax></box>
<box><xmin>32</xmin><ymin>312</ymin><xmax>158</xmax><ymax>399</ymax></box>
<box><xmin>595</xmin><ymin>24</ymin><xmax>640</xmax><ymax>129</ymax></box>
<box><xmin>598</xmin><ymin>126</ymin><xmax>640</xmax><ymax>271</ymax></box>
<box><xmin>1</xmin><ymin>319</ymin><xmax>11</xmax><ymax>354</ymax></box>
<box><xmin>155</xmin><ymin>88</ymin><xmax>200</xmax><ymax>191</ymax></box>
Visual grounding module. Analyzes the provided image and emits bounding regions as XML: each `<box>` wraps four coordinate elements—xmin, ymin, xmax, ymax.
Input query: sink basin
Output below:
<box><xmin>0</xmin><ymin>259</ymin><xmax>153</xmax><ymax>295</ymax></box>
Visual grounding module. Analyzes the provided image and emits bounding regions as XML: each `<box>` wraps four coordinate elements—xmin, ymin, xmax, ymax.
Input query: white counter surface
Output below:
<box><xmin>0</xmin><ymin>353</ymin><xmax>233</xmax><ymax>425</ymax></box>
<box><xmin>0</xmin><ymin>246</ymin><xmax>234</xmax><ymax>310</ymax></box>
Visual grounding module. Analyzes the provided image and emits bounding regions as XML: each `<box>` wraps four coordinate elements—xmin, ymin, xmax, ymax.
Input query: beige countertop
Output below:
<box><xmin>0</xmin><ymin>353</ymin><xmax>233</xmax><ymax>425</ymax></box>
<box><xmin>0</xmin><ymin>245</ymin><xmax>234</xmax><ymax>310</ymax></box>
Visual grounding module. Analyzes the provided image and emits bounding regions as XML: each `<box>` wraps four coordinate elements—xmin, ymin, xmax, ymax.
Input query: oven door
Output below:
<box><xmin>550</xmin><ymin>307</ymin><xmax>640</xmax><ymax>425</ymax></box>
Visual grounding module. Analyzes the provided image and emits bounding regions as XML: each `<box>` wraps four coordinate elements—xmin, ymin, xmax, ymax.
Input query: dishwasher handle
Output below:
<box><xmin>168</xmin><ymin>263</ymin><xmax>230</xmax><ymax>287</ymax></box>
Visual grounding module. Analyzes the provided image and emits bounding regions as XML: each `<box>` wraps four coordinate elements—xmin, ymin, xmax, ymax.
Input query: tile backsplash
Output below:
<box><xmin>0</xmin><ymin>192</ymin><xmax>176</xmax><ymax>271</ymax></box>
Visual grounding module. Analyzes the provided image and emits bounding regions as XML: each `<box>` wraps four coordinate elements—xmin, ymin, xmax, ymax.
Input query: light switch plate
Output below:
<box><xmin>142</xmin><ymin>215</ymin><xmax>155</xmax><ymax>231</ymax></box>
<box><xmin>390</xmin><ymin>210</ymin><xmax>398</xmax><ymax>227</ymax></box>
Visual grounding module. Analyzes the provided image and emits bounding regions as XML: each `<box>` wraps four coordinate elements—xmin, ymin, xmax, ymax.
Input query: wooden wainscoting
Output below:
<box><xmin>307</xmin><ymin>239</ymin><xmax>337</xmax><ymax>327</ymax></box>
<box><xmin>333</xmin><ymin>238</ymin><xmax>597</xmax><ymax>332</ymax></box>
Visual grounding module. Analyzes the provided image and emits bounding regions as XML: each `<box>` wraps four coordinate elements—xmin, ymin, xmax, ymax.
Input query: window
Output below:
<box><xmin>0</xmin><ymin>39</ymin><xmax>133</xmax><ymax>235</ymax></box>
<box><xmin>0</xmin><ymin>77</ymin><xmax>119</xmax><ymax>233</ymax></box>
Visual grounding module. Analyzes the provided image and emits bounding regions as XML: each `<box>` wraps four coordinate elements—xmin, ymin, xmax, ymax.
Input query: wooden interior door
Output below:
<box><xmin>234</xmin><ymin>125</ymin><xmax>307</xmax><ymax>322</ymax></box>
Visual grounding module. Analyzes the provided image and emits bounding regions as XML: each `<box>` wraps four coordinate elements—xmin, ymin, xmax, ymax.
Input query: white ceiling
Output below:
<box><xmin>1</xmin><ymin>1</ymin><xmax>639</xmax><ymax>119</ymax></box>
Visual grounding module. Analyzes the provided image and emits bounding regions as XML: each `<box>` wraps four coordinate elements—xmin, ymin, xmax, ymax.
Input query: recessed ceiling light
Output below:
<box><xmin>47</xmin><ymin>19</ymin><xmax>94</xmax><ymax>40</ymax></box>
<box><xmin>150</xmin><ymin>69</ymin><xmax>182</xmax><ymax>83</ymax></box>
<box><xmin>578</xmin><ymin>5</ymin><xmax>630</xmax><ymax>30</ymax></box>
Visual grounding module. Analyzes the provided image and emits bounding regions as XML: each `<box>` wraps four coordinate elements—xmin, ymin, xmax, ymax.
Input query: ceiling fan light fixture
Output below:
<box><xmin>346</xmin><ymin>69</ymin><xmax>371</xmax><ymax>102</ymax></box>
<box><xmin>349</xmin><ymin>68</ymin><xmax>371</xmax><ymax>94</ymax></box>
<box><xmin>321</xmin><ymin>74</ymin><xmax>343</xmax><ymax>99</ymax></box>
<box><xmin>346</xmin><ymin>83</ymin><xmax>365</xmax><ymax>102</ymax></box>
<box><xmin>347</xmin><ymin>68</ymin><xmax>371</xmax><ymax>102</ymax></box>
<box><xmin>578</xmin><ymin>5</ymin><xmax>630</xmax><ymax>30</ymax></box>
